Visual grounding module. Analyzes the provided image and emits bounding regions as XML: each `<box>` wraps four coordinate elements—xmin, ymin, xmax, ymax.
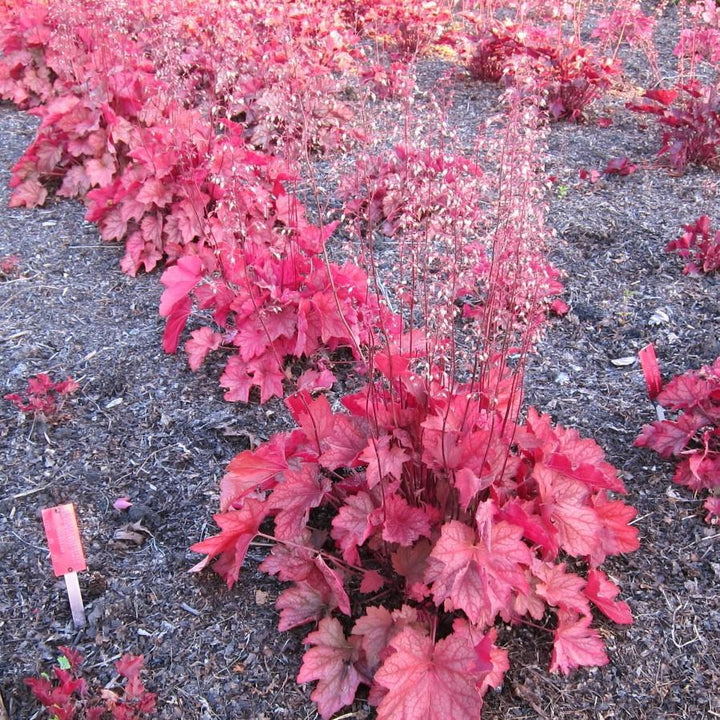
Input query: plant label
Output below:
<box><xmin>41</xmin><ymin>503</ymin><xmax>87</xmax><ymax>628</ymax></box>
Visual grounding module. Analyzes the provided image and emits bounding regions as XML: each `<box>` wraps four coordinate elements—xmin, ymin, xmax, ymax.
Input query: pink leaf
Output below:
<box><xmin>297</xmin><ymin>617</ymin><xmax>362</xmax><ymax>720</ymax></box>
<box><xmin>360</xmin><ymin>569</ymin><xmax>385</xmax><ymax>594</ymax></box>
<box><xmin>639</xmin><ymin>343</ymin><xmax>662</xmax><ymax>400</ymax></box>
<box><xmin>276</xmin><ymin>581</ymin><xmax>329</xmax><ymax>631</ymax></box>
<box><xmin>162</xmin><ymin>296</ymin><xmax>192</xmax><ymax>354</ymax></box>
<box><xmin>159</xmin><ymin>255</ymin><xmax>204</xmax><ymax>317</ymax></box>
<box><xmin>704</xmin><ymin>496</ymin><xmax>720</xmax><ymax>523</ymax></box>
<box><xmin>113</xmin><ymin>497</ymin><xmax>133</xmax><ymax>511</ymax></box>
<box><xmin>425</xmin><ymin>520</ymin><xmax>530</xmax><ymax>626</ymax></box>
<box><xmin>585</xmin><ymin>569</ymin><xmax>632</xmax><ymax>624</ymax></box>
<box><xmin>9</xmin><ymin>177</ymin><xmax>47</xmax><ymax>208</ymax></box>
<box><xmin>375</xmin><ymin>624</ymin><xmax>487</xmax><ymax>720</ymax></box>
<box><xmin>375</xmin><ymin>494</ymin><xmax>433</xmax><ymax>546</ymax></box>
<box><xmin>84</xmin><ymin>153</ymin><xmax>116</xmax><ymax>188</ymax></box>
<box><xmin>331</xmin><ymin>491</ymin><xmax>376</xmax><ymax>565</ymax></box>
<box><xmin>186</xmin><ymin>327</ymin><xmax>222</xmax><ymax>371</ymax></box>
<box><xmin>220</xmin><ymin>438</ymin><xmax>288</xmax><ymax>511</ymax></box>
<box><xmin>550</xmin><ymin>502</ymin><xmax>602</xmax><ymax>557</ymax></box>
<box><xmin>219</xmin><ymin>356</ymin><xmax>253</xmax><ymax>403</ymax></box>
<box><xmin>270</xmin><ymin>465</ymin><xmax>331</xmax><ymax>541</ymax></box>
<box><xmin>188</xmin><ymin>498</ymin><xmax>268</xmax><ymax>588</ymax></box>
<box><xmin>550</xmin><ymin>610</ymin><xmax>608</xmax><ymax>675</ymax></box>
<box><xmin>534</xmin><ymin>562</ymin><xmax>590</xmax><ymax>615</ymax></box>
<box><xmin>314</xmin><ymin>555</ymin><xmax>351</xmax><ymax>616</ymax></box>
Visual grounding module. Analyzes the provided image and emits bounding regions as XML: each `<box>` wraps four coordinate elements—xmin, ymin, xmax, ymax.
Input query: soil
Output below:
<box><xmin>1</xmin><ymin>6</ymin><xmax>719</xmax><ymax>720</ymax></box>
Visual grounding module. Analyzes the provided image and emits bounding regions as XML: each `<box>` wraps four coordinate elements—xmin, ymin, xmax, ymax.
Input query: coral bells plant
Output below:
<box><xmin>4</xmin><ymin>373</ymin><xmax>79</xmax><ymax>423</ymax></box>
<box><xmin>635</xmin><ymin>351</ymin><xmax>720</xmax><ymax>524</ymax></box>
<box><xmin>666</xmin><ymin>214</ymin><xmax>720</xmax><ymax>274</ymax></box>
<box><xmin>190</xmin><ymin>354</ymin><xmax>639</xmax><ymax>718</ymax></box>
<box><xmin>25</xmin><ymin>647</ymin><xmax>156</xmax><ymax>720</ymax></box>
<box><xmin>627</xmin><ymin>81</ymin><xmax>720</xmax><ymax>172</ymax></box>
<box><xmin>191</xmin><ymin>99</ymin><xmax>638</xmax><ymax>719</ymax></box>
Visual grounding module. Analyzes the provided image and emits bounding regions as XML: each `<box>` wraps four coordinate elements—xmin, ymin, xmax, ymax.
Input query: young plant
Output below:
<box><xmin>666</xmin><ymin>214</ymin><xmax>720</xmax><ymax>274</ymax></box>
<box><xmin>25</xmin><ymin>647</ymin><xmax>156</xmax><ymax>720</ymax></box>
<box><xmin>636</xmin><ymin>353</ymin><xmax>720</xmax><ymax>523</ymax></box>
<box><xmin>627</xmin><ymin>81</ymin><xmax>720</xmax><ymax>172</ymax></box>
<box><xmin>4</xmin><ymin>373</ymin><xmax>78</xmax><ymax>423</ymax></box>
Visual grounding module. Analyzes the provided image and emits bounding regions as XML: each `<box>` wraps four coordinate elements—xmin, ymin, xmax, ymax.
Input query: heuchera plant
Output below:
<box><xmin>635</xmin><ymin>351</ymin><xmax>720</xmax><ymax>524</ymax></box>
<box><xmin>4</xmin><ymin>373</ymin><xmax>79</xmax><ymax>422</ymax></box>
<box><xmin>25</xmin><ymin>647</ymin><xmax>156</xmax><ymax>720</ymax></box>
<box><xmin>627</xmin><ymin>81</ymin><xmax>720</xmax><ymax>172</ymax></box>
<box><xmin>463</xmin><ymin>19</ymin><xmax>619</xmax><ymax>122</ymax></box>
<box><xmin>190</xmin><ymin>351</ymin><xmax>639</xmax><ymax>718</ymax></box>
<box><xmin>191</xmin><ymin>98</ymin><xmax>638</xmax><ymax>719</ymax></box>
<box><xmin>665</xmin><ymin>214</ymin><xmax>720</xmax><ymax>274</ymax></box>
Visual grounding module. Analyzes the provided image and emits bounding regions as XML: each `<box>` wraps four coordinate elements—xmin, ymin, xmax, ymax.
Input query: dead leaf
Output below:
<box><xmin>255</xmin><ymin>589</ymin><xmax>268</xmax><ymax>606</ymax></box>
<box><xmin>0</xmin><ymin>691</ymin><xmax>8</xmax><ymax>720</ymax></box>
<box><xmin>113</xmin><ymin>520</ymin><xmax>153</xmax><ymax>546</ymax></box>
<box><xmin>611</xmin><ymin>356</ymin><xmax>636</xmax><ymax>367</ymax></box>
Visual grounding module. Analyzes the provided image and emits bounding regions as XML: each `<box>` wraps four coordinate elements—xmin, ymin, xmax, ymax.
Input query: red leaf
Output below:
<box><xmin>592</xmin><ymin>494</ymin><xmax>640</xmax><ymax>564</ymax></box>
<box><xmin>319</xmin><ymin>415</ymin><xmax>368</xmax><ymax>471</ymax></box>
<box><xmin>286</xmin><ymin>392</ymin><xmax>335</xmax><ymax>448</ymax></box>
<box><xmin>116</xmin><ymin>654</ymin><xmax>144</xmax><ymax>680</ymax></box>
<box><xmin>425</xmin><ymin>520</ymin><xmax>531</xmax><ymax>626</ymax></box>
<box><xmin>550</xmin><ymin>611</ymin><xmax>608</xmax><ymax>675</ymax></box>
<box><xmin>585</xmin><ymin>569</ymin><xmax>632</xmax><ymax>624</ymax></box>
<box><xmin>331</xmin><ymin>491</ymin><xmax>376</xmax><ymax>564</ymax></box>
<box><xmin>188</xmin><ymin>499</ymin><xmax>267</xmax><ymax>588</ymax></box>
<box><xmin>270</xmin><ymin>465</ymin><xmax>331</xmax><ymax>541</ymax></box>
<box><xmin>644</xmin><ymin>88</ymin><xmax>677</xmax><ymax>105</ymax></box>
<box><xmin>162</xmin><ymin>296</ymin><xmax>192</xmax><ymax>354</ymax></box>
<box><xmin>220</xmin><ymin>437</ymin><xmax>289</xmax><ymax>510</ymax></box>
<box><xmin>219</xmin><ymin>356</ymin><xmax>253</xmax><ymax>403</ymax></box>
<box><xmin>375</xmin><ymin>624</ymin><xmax>487</xmax><ymax>720</ymax></box>
<box><xmin>159</xmin><ymin>255</ymin><xmax>204</xmax><ymax>317</ymax></box>
<box><xmin>185</xmin><ymin>327</ymin><xmax>222</xmax><ymax>371</ymax></box>
<box><xmin>634</xmin><ymin>416</ymin><xmax>698</xmax><ymax>458</ymax></box>
<box><xmin>9</xmin><ymin>177</ymin><xmax>47</xmax><ymax>207</ymax></box>
<box><xmin>375</xmin><ymin>495</ymin><xmax>433</xmax><ymax>546</ymax></box>
<box><xmin>639</xmin><ymin>344</ymin><xmax>662</xmax><ymax>399</ymax></box>
<box><xmin>297</xmin><ymin>617</ymin><xmax>362</xmax><ymax>720</ymax></box>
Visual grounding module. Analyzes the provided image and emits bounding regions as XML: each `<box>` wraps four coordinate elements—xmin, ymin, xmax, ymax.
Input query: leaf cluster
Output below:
<box><xmin>627</xmin><ymin>82</ymin><xmax>720</xmax><ymax>172</ymax></box>
<box><xmin>25</xmin><ymin>648</ymin><xmax>156</xmax><ymax>720</ymax></box>
<box><xmin>665</xmin><ymin>214</ymin><xmax>720</xmax><ymax>274</ymax></box>
<box><xmin>4</xmin><ymin>373</ymin><xmax>78</xmax><ymax>423</ymax></box>
<box><xmin>635</xmin><ymin>356</ymin><xmax>720</xmax><ymax>522</ymax></box>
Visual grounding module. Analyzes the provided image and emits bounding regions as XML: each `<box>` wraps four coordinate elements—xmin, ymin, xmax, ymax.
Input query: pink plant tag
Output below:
<box><xmin>42</xmin><ymin>503</ymin><xmax>87</xmax><ymax>576</ymax></box>
<box><xmin>41</xmin><ymin>504</ymin><xmax>87</xmax><ymax>628</ymax></box>
<box><xmin>638</xmin><ymin>344</ymin><xmax>662</xmax><ymax>400</ymax></box>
